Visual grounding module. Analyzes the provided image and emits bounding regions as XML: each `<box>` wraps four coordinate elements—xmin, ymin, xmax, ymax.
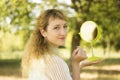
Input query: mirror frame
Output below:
<box><xmin>79</xmin><ymin>21</ymin><xmax>101</xmax><ymax>43</ymax></box>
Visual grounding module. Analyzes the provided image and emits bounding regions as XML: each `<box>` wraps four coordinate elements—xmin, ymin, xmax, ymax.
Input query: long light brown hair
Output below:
<box><xmin>21</xmin><ymin>9</ymin><xmax>67</xmax><ymax>77</ymax></box>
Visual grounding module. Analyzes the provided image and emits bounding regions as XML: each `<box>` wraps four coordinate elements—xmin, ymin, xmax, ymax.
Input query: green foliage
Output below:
<box><xmin>0</xmin><ymin>0</ymin><xmax>120</xmax><ymax>53</ymax></box>
<box><xmin>0</xmin><ymin>32</ymin><xmax>24</xmax><ymax>52</ymax></box>
<box><xmin>0</xmin><ymin>0</ymin><xmax>36</xmax><ymax>51</ymax></box>
<box><xmin>0</xmin><ymin>0</ymin><xmax>73</xmax><ymax>52</ymax></box>
<box><xmin>71</xmin><ymin>0</ymin><xmax>120</xmax><ymax>52</ymax></box>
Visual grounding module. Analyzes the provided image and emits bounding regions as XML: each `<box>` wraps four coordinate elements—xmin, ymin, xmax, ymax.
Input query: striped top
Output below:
<box><xmin>28</xmin><ymin>54</ymin><xmax>72</xmax><ymax>80</ymax></box>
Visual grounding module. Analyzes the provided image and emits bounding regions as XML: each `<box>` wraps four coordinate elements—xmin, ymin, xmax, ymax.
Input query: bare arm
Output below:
<box><xmin>71</xmin><ymin>47</ymin><xmax>87</xmax><ymax>80</ymax></box>
<box><xmin>72</xmin><ymin>62</ymin><xmax>80</xmax><ymax>80</ymax></box>
<box><xmin>71</xmin><ymin>47</ymin><xmax>103</xmax><ymax>80</ymax></box>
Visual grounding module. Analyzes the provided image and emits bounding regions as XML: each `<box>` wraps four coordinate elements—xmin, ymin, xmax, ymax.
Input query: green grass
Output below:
<box><xmin>0</xmin><ymin>49</ymin><xmax>120</xmax><ymax>79</ymax></box>
<box><xmin>0</xmin><ymin>59</ymin><xmax>21</xmax><ymax>77</ymax></box>
<box><xmin>0</xmin><ymin>58</ymin><xmax>120</xmax><ymax>80</ymax></box>
<box><xmin>0</xmin><ymin>51</ymin><xmax>23</xmax><ymax>60</ymax></box>
<box><xmin>99</xmin><ymin>58</ymin><xmax>120</xmax><ymax>66</ymax></box>
<box><xmin>0</xmin><ymin>59</ymin><xmax>21</xmax><ymax>67</ymax></box>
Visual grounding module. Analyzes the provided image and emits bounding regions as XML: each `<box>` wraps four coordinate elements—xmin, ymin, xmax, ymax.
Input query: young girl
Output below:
<box><xmin>22</xmin><ymin>9</ymin><xmax>101</xmax><ymax>80</ymax></box>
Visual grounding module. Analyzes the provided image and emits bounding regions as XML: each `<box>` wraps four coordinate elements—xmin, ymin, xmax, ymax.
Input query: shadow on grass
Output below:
<box><xmin>96</xmin><ymin>58</ymin><xmax>120</xmax><ymax>66</ymax></box>
<box><xmin>0</xmin><ymin>59</ymin><xmax>21</xmax><ymax>77</ymax></box>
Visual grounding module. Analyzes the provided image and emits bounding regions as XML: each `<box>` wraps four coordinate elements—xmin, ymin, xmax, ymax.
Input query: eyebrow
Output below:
<box><xmin>54</xmin><ymin>22</ymin><xmax>67</xmax><ymax>25</ymax></box>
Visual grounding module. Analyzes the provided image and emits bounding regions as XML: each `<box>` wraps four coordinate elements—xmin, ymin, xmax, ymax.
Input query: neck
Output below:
<box><xmin>48</xmin><ymin>43</ymin><xmax>59</xmax><ymax>54</ymax></box>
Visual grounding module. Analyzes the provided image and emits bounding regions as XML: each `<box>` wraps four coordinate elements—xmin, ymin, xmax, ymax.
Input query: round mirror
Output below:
<box><xmin>79</xmin><ymin>21</ymin><xmax>101</xmax><ymax>61</ymax></box>
<box><xmin>79</xmin><ymin>21</ymin><xmax>100</xmax><ymax>43</ymax></box>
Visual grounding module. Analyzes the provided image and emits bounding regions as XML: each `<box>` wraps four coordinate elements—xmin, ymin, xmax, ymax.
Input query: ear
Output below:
<box><xmin>40</xmin><ymin>29</ymin><xmax>47</xmax><ymax>37</ymax></box>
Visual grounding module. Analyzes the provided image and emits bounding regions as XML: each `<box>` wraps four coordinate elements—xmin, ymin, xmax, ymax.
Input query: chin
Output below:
<box><xmin>59</xmin><ymin>43</ymin><xmax>65</xmax><ymax>46</ymax></box>
<box><xmin>54</xmin><ymin>42</ymin><xmax>65</xmax><ymax>47</ymax></box>
<box><xmin>58</xmin><ymin>43</ymin><xmax>65</xmax><ymax>47</ymax></box>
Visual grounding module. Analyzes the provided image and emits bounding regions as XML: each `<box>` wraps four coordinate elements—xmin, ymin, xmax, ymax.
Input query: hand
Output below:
<box><xmin>71</xmin><ymin>46</ymin><xmax>88</xmax><ymax>64</ymax></box>
<box><xmin>79</xmin><ymin>59</ymin><xmax>104</xmax><ymax>68</ymax></box>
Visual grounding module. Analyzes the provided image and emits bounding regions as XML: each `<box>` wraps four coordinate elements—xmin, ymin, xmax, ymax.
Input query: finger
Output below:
<box><xmin>73</xmin><ymin>47</ymin><xmax>79</xmax><ymax>55</ymax></box>
<box><xmin>83</xmin><ymin>50</ymin><xmax>87</xmax><ymax>57</ymax></box>
<box><xmin>77</xmin><ymin>47</ymin><xmax>85</xmax><ymax>54</ymax></box>
<box><xmin>78</xmin><ymin>48</ymin><xmax>85</xmax><ymax>55</ymax></box>
<box><xmin>80</xmin><ymin>50</ymin><xmax>88</xmax><ymax>59</ymax></box>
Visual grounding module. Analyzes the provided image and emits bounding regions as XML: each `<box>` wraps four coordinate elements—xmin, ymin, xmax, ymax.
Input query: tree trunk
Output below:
<box><xmin>71</xmin><ymin>20</ymin><xmax>81</xmax><ymax>53</ymax></box>
<box><xmin>71</xmin><ymin>33</ymin><xmax>80</xmax><ymax>53</ymax></box>
<box><xmin>69</xmin><ymin>20</ymin><xmax>81</xmax><ymax>71</ymax></box>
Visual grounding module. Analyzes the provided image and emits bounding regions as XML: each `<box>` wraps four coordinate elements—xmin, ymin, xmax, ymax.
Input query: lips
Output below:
<box><xmin>58</xmin><ymin>37</ymin><xmax>65</xmax><ymax>40</ymax></box>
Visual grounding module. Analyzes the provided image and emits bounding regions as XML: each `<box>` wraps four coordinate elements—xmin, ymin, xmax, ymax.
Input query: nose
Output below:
<box><xmin>60</xmin><ymin>28</ymin><xmax>67</xmax><ymax>36</ymax></box>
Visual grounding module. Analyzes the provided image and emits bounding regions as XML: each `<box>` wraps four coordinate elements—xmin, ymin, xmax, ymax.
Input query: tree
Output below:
<box><xmin>70</xmin><ymin>0</ymin><xmax>120</xmax><ymax>54</ymax></box>
<box><xmin>0</xmin><ymin>0</ymin><xmax>120</xmax><ymax>53</ymax></box>
<box><xmin>70</xmin><ymin>0</ymin><xmax>93</xmax><ymax>52</ymax></box>
<box><xmin>0</xmin><ymin>0</ymin><xmax>36</xmax><ymax>51</ymax></box>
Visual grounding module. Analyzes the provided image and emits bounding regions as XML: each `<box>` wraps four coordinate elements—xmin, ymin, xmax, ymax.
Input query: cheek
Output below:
<box><xmin>47</xmin><ymin>29</ymin><xmax>58</xmax><ymax>36</ymax></box>
<box><xmin>65</xmin><ymin>30</ymin><xmax>68</xmax><ymax>35</ymax></box>
<box><xmin>47</xmin><ymin>32</ymin><xmax>58</xmax><ymax>40</ymax></box>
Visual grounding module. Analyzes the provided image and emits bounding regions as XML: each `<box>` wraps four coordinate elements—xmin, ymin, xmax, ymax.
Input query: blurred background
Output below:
<box><xmin>0</xmin><ymin>0</ymin><xmax>120</xmax><ymax>80</ymax></box>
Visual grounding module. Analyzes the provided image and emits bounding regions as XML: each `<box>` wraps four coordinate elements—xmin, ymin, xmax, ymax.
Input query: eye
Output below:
<box><xmin>53</xmin><ymin>26</ymin><xmax>60</xmax><ymax>30</ymax></box>
<box><xmin>64</xmin><ymin>25</ymin><xmax>67</xmax><ymax>29</ymax></box>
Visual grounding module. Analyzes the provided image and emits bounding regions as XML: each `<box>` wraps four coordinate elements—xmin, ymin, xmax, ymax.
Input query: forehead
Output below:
<box><xmin>48</xmin><ymin>17</ymin><xmax>67</xmax><ymax>25</ymax></box>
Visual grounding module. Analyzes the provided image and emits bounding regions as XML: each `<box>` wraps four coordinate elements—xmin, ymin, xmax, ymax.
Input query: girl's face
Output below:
<box><xmin>41</xmin><ymin>18</ymin><xmax>67</xmax><ymax>47</ymax></box>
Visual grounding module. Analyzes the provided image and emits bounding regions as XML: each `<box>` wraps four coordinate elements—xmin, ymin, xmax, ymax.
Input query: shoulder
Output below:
<box><xmin>46</xmin><ymin>55</ymin><xmax>68</xmax><ymax>67</ymax></box>
<box><xmin>44</xmin><ymin>55</ymin><xmax>72</xmax><ymax>80</ymax></box>
<box><xmin>28</xmin><ymin>57</ymin><xmax>50</xmax><ymax>80</ymax></box>
<box><xmin>29</xmin><ymin>54</ymin><xmax>72</xmax><ymax>80</ymax></box>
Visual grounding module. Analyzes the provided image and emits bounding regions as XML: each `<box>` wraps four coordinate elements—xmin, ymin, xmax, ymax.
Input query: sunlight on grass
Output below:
<box><xmin>80</xmin><ymin>72</ymin><xmax>120</xmax><ymax>80</ymax></box>
<box><xmin>0</xmin><ymin>76</ymin><xmax>26</xmax><ymax>80</ymax></box>
<box><xmin>81</xmin><ymin>72</ymin><xmax>98</xmax><ymax>79</ymax></box>
<box><xmin>0</xmin><ymin>51</ymin><xmax>23</xmax><ymax>60</ymax></box>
